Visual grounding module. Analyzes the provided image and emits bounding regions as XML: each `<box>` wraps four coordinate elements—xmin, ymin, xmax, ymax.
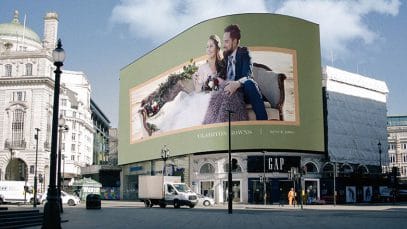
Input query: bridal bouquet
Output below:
<box><xmin>203</xmin><ymin>75</ymin><xmax>219</xmax><ymax>91</ymax></box>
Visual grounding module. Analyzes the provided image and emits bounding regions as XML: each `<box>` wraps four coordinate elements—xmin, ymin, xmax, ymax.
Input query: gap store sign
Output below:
<box><xmin>247</xmin><ymin>156</ymin><xmax>300</xmax><ymax>173</ymax></box>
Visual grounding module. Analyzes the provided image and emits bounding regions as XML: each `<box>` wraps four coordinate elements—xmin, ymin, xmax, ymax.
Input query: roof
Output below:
<box><xmin>387</xmin><ymin>116</ymin><xmax>407</xmax><ymax>126</ymax></box>
<box><xmin>0</xmin><ymin>11</ymin><xmax>41</xmax><ymax>43</ymax></box>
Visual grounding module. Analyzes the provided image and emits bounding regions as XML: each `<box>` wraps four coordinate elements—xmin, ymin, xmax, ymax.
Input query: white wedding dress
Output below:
<box><xmin>148</xmin><ymin>63</ymin><xmax>214</xmax><ymax>133</ymax></box>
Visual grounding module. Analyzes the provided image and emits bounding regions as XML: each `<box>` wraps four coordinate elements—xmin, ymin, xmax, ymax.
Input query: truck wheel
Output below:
<box><xmin>173</xmin><ymin>200</ymin><xmax>180</xmax><ymax>208</ymax></box>
<box><xmin>144</xmin><ymin>200</ymin><xmax>151</xmax><ymax>208</ymax></box>
<box><xmin>159</xmin><ymin>204</ymin><xmax>166</xmax><ymax>208</ymax></box>
<box><xmin>189</xmin><ymin>204</ymin><xmax>195</xmax><ymax>208</ymax></box>
<box><xmin>203</xmin><ymin>200</ymin><xmax>210</xmax><ymax>206</ymax></box>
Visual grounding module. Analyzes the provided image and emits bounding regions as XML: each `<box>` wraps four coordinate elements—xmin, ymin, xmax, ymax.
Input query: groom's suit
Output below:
<box><xmin>226</xmin><ymin>47</ymin><xmax>268</xmax><ymax>120</ymax></box>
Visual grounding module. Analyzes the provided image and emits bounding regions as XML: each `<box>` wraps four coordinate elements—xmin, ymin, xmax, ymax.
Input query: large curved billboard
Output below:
<box><xmin>119</xmin><ymin>13</ymin><xmax>324</xmax><ymax>164</ymax></box>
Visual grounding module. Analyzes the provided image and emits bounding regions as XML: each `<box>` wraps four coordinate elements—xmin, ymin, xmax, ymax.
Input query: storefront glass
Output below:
<box><xmin>223</xmin><ymin>181</ymin><xmax>241</xmax><ymax>202</ymax></box>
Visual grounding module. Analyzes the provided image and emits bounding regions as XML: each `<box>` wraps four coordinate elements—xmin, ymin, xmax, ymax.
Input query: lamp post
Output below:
<box><xmin>42</xmin><ymin>39</ymin><xmax>65</xmax><ymax>229</ymax></box>
<box><xmin>161</xmin><ymin>145</ymin><xmax>170</xmax><ymax>176</ymax></box>
<box><xmin>378</xmin><ymin>142</ymin><xmax>382</xmax><ymax>174</ymax></box>
<box><xmin>58</xmin><ymin>116</ymin><xmax>69</xmax><ymax>213</ymax></box>
<box><xmin>62</xmin><ymin>154</ymin><xmax>65</xmax><ymax>190</ymax></box>
<box><xmin>262</xmin><ymin>151</ymin><xmax>267</xmax><ymax>206</ymax></box>
<box><xmin>226</xmin><ymin>109</ymin><xmax>234</xmax><ymax>214</ymax></box>
<box><xmin>33</xmin><ymin>128</ymin><xmax>40</xmax><ymax>208</ymax></box>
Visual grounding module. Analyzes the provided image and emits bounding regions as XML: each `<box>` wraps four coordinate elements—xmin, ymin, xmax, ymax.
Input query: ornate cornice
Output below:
<box><xmin>0</xmin><ymin>76</ymin><xmax>55</xmax><ymax>88</ymax></box>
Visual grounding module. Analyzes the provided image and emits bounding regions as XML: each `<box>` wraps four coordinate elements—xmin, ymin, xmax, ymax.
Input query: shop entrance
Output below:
<box><xmin>279</xmin><ymin>180</ymin><xmax>295</xmax><ymax>204</ymax></box>
<box><xmin>248</xmin><ymin>178</ymin><xmax>272</xmax><ymax>204</ymax></box>
<box><xmin>222</xmin><ymin>181</ymin><xmax>241</xmax><ymax>202</ymax></box>
<box><xmin>200</xmin><ymin>181</ymin><xmax>214</xmax><ymax>198</ymax></box>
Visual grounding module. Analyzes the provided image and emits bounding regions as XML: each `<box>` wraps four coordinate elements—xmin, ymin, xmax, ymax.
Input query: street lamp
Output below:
<box><xmin>378</xmin><ymin>141</ymin><xmax>382</xmax><ymax>174</ymax></box>
<box><xmin>58</xmin><ymin>116</ymin><xmax>69</xmax><ymax>213</ymax></box>
<box><xmin>43</xmin><ymin>39</ymin><xmax>65</xmax><ymax>229</ymax></box>
<box><xmin>262</xmin><ymin>151</ymin><xmax>267</xmax><ymax>205</ymax></box>
<box><xmin>226</xmin><ymin>109</ymin><xmax>234</xmax><ymax>214</ymax></box>
<box><xmin>33</xmin><ymin>128</ymin><xmax>40</xmax><ymax>208</ymax></box>
<box><xmin>161</xmin><ymin>145</ymin><xmax>170</xmax><ymax>176</ymax></box>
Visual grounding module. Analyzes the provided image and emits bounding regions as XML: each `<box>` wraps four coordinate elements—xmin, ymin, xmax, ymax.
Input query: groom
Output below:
<box><xmin>223</xmin><ymin>24</ymin><xmax>268</xmax><ymax>120</ymax></box>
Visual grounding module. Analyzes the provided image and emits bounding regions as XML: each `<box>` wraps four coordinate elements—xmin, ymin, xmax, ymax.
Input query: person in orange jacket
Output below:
<box><xmin>288</xmin><ymin>188</ymin><xmax>295</xmax><ymax>206</ymax></box>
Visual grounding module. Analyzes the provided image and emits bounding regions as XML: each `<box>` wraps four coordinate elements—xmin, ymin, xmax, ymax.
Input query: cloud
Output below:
<box><xmin>110</xmin><ymin>0</ymin><xmax>267</xmax><ymax>43</ymax></box>
<box><xmin>110</xmin><ymin>0</ymin><xmax>401</xmax><ymax>59</ymax></box>
<box><xmin>274</xmin><ymin>0</ymin><xmax>401</xmax><ymax>59</ymax></box>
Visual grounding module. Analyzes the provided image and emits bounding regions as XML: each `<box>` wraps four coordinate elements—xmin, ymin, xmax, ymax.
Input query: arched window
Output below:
<box><xmin>305</xmin><ymin>162</ymin><xmax>318</xmax><ymax>173</ymax></box>
<box><xmin>5</xmin><ymin>64</ymin><xmax>12</xmax><ymax>77</ymax></box>
<box><xmin>340</xmin><ymin>164</ymin><xmax>353</xmax><ymax>174</ymax></box>
<box><xmin>200</xmin><ymin>163</ymin><xmax>215</xmax><ymax>174</ymax></box>
<box><xmin>224</xmin><ymin>158</ymin><xmax>242</xmax><ymax>173</ymax></box>
<box><xmin>25</xmin><ymin>63</ymin><xmax>33</xmax><ymax>76</ymax></box>
<box><xmin>12</xmin><ymin>109</ymin><xmax>25</xmax><ymax>148</ymax></box>
<box><xmin>357</xmin><ymin>165</ymin><xmax>369</xmax><ymax>175</ymax></box>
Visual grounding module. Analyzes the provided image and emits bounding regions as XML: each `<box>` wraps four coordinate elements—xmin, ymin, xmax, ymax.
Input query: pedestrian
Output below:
<box><xmin>288</xmin><ymin>188</ymin><xmax>295</xmax><ymax>206</ymax></box>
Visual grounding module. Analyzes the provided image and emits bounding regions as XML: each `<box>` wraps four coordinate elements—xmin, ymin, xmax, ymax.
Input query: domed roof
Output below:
<box><xmin>0</xmin><ymin>11</ymin><xmax>41</xmax><ymax>43</ymax></box>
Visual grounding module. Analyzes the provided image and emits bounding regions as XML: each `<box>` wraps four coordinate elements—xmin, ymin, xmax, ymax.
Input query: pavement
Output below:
<box><xmin>3</xmin><ymin>201</ymin><xmax>407</xmax><ymax>229</ymax></box>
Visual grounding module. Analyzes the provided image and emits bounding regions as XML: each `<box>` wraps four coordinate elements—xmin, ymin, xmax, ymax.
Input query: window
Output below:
<box><xmin>72</xmin><ymin>121</ymin><xmax>76</xmax><ymax>130</ymax></box>
<box><xmin>30</xmin><ymin>165</ymin><xmax>35</xmax><ymax>174</ymax></box>
<box><xmin>61</xmin><ymin>110</ymin><xmax>66</xmax><ymax>117</ymax></box>
<box><xmin>62</xmin><ymin>143</ymin><xmax>65</xmax><ymax>151</ymax></box>
<box><xmin>73</xmin><ymin>111</ymin><xmax>76</xmax><ymax>118</ymax></box>
<box><xmin>71</xmin><ymin>155</ymin><xmax>75</xmax><ymax>160</ymax></box>
<box><xmin>224</xmin><ymin>159</ymin><xmax>242</xmax><ymax>173</ymax></box>
<box><xmin>5</xmin><ymin>64</ymin><xmax>12</xmax><ymax>77</ymax></box>
<box><xmin>200</xmin><ymin>163</ymin><xmax>215</xmax><ymax>174</ymax></box>
<box><xmin>12</xmin><ymin>109</ymin><xmax>25</xmax><ymax>147</ymax></box>
<box><xmin>61</xmin><ymin>99</ymin><xmax>67</xmax><ymax>106</ymax></box>
<box><xmin>402</xmin><ymin>144</ymin><xmax>407</xmax><ymax>150</ymax></box>
<box><xmin>12</xmin><ymin>91</ymin><xmax>26</xmax><ymax>102</ymax></box>
<box><xmin>72</xmin><ymin>133</ymin><xmax>76</xmax><ymax>141</ymax></box>
<box><xmin>25</xmin><ymin>63</ymin><xmax>32</xmax><ymax>76</ymax></box>
<box><xmin>71</xmin><ymin>144</ymin><xmax>75</xmax><ymax>151</ymax></box>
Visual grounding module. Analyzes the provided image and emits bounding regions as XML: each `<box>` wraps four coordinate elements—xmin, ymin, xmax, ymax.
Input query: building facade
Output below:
<box><xmin>118</xmin><ymin>14</ymin><xmax>389</xmax><ymax>204</ymax></box>
<box><xmin>0</xmin><ymin>10</ymin><xmax>94</xmax><ymax>191</ymax></box>
<box><xmin>386</xmin><ymin>116</ymin><xmax>407</xmax><ymax>181</ymax></box>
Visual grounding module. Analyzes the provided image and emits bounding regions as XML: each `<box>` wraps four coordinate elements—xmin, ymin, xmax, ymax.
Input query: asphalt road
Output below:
<box><xmin>13</xmin><ymin>201</ymin><xmax>407</xmax><ymax>229</ymax></box>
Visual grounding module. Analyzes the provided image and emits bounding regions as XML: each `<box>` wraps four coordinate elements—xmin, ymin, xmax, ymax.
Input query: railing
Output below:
<box><xmin>4</xmin><ymin>139</ymin><xmax>26</xmax><ymax>149</ymax></box>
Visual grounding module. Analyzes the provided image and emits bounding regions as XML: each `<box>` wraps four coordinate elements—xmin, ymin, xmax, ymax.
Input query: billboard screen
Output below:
<box><xmin>119</xmin><ymin>13</ymin><xmax>324</xmax><ymax>164</ymax></box>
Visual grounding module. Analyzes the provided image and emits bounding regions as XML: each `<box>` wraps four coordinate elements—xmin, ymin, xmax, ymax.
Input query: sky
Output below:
<box><xmin>1</xmin><ymin>0</ymin><xmax>406</xmax><ymax>127</ymax></box>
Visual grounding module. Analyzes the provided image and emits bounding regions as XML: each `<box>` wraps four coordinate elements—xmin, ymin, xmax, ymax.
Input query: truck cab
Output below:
<box><xmin>164</xmin><ymin>182</ymin><xmax>198</xmax><ymax>208</ymax></box>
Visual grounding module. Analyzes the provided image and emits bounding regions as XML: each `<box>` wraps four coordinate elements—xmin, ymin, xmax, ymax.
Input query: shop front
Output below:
<box><xmin>191</xmin><ymin>153</ymin><xmax>322</xmax><ymax>204</ymax></box>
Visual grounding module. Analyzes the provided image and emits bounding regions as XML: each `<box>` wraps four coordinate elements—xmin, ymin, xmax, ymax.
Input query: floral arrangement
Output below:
<box><xmin>203</xmin><ymin>75</ymin><xmax>220</xmax><ymax>91</ymax></box>
<box><xmin>141</xmin><ymin>59</ymin><xmax>198</xmax><ymax>118</ymax></box>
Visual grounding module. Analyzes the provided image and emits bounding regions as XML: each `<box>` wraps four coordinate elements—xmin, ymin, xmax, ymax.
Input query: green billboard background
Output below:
<box><xmin>119</xmin><ymin>13</ymin><xmax>324</xmax><ymax>165</ymax></box>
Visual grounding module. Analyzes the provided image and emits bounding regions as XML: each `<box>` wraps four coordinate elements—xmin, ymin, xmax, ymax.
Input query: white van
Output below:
<box><xmin>0</xmin><ymin>181</ymin><xmax>35</xmax><ymax>204</ymax></box>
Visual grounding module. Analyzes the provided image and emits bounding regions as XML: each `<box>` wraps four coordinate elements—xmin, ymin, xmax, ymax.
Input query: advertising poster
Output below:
<box><xmin>346</xmin><ymin>186</ymin><xmax>356</xmax><ymax>203</ymax></box>
<box><xmin>119</xmin><ymin>14</ymin><xmax>324</xmax><ymax>163</ymax></box>
<box><xmin>363</xmin><ymin>186</ymin><xmax>372</xmax><ymax>202</ymax></box>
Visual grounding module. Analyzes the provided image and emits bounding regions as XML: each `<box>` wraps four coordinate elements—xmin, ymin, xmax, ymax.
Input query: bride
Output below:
<box><xmin>145</xmin><ymin>35</ymin><xmax>247</xmax><ymax>134</ymax></box>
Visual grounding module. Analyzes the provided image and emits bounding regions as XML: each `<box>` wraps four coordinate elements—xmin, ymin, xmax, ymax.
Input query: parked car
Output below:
<box><xmin>197</xmin><ymin>194</ymin><xmax>215</xmax><ymax>207</ymax></box>
<box><xmin>86</xmin><ymin>194</ymin><xmax>101</xmax><ymax>209</ymax></box>
<box><xmin>40</xmin><ymin>191</ymin><xmax>80</xmax><ymax>206</ymax></box>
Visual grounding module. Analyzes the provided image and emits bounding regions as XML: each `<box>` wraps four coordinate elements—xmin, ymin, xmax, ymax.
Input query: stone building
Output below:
<box><xmin>0</xmin><ymin>10</ymin><xmax>95</xmax><ymax>191</ymax></box>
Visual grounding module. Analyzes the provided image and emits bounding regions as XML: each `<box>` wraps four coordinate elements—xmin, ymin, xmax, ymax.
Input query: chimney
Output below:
<box><xmin>43</xmin><ymin>12</ymin><xmax>58</xmax><ymax>50</ymax></box>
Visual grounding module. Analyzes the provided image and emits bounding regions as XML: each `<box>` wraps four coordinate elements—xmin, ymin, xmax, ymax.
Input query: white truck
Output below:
<box><xmin>138</xmin><ymin>175</ymin><xmax>198</xmax><ymax>208</ymax></box>
<box><xmin>0</xmin><ymin>181</ymin><xmax>35</xmax><ymax>204</ymax></box>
